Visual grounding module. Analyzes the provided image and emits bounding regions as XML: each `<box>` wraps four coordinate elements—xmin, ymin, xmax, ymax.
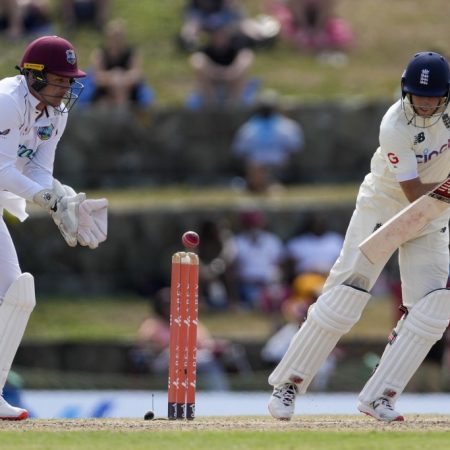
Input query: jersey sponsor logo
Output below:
<box><xmin>416</xmin><ymin>141</ymin><xmax>449</xmax><ymax>163</ymax></box>
<box><xmin>17</xmin><ymin>144</ymin><xmax>36</xmax><ymax>159</ymax></box>
<box><xmin>37</xmin><ymin>124</ymin><xmax>54</xmax><ymax>140</ymax></box>
<box><xmin>387</xmin><ymin>152</ymin><xmax>399</xmax><ymax>165</ymax></box>
<box><xmin>0</xmin><ymin>128</ymin><xmax>10</xmax><ymax>135</ymax></box>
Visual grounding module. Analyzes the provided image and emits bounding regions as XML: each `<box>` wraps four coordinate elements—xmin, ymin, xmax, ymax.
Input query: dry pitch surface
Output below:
<box><xmin>0</xmin><ymin>415</ymin><xmax>449</xmax><ymax>432</ymax></box>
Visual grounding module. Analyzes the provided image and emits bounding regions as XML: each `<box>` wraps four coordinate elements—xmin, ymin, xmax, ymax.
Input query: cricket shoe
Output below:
<box><xmin>268</xmin><ymin>383</ymin><xmax>298</xmax><ymax>420</ymax></box>
<box><xmin>358</xmin><ymin>397</ymin><xmax>404</xmax><ymax>422</ymax></box>
<box><xmin>0</xmin><ymin>397</ymin><xmax>29</xmax><ymax>421</ymax></box>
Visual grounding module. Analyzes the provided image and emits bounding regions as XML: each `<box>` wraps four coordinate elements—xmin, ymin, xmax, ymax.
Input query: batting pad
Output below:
<box><xmin>359</xmin><ymin>288</ymin><xmax>450</xmax><ymax>404</ymax></box>
<box><xmin>0</xmin><ymin>273</ymin><xmax>36</xmax><ymax>390</ymax></box>
<box><xmin>269</xmin><ymin>285</ymin><xmax>371</xmax><ymax>393</ymax></box>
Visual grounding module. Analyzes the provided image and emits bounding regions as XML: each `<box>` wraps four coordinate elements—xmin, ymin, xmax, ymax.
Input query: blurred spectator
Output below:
<box><xmin>284</xmin><ymin>212</ymin><xmax>344</xmax><ymax>281</ymax></box>
<box><xmin>188</xmin><ymin>20</ymin><xmax>255</xmax><ymax>108</ymax></box>
<box><xmin>85</xmin><ymin>19</ymin><xmax>154</xmax><ymax>111</ymax></box>
<box><xmin>178</xmin><ymin>0</ymin><xmax>279</xmax><ymax>52</ymax></box>
<box><xmin>229</xmin><ymin>209</ymin><xmax>286</xmax><ymax>313</ymax></box>
<box><xmin>232</xmin><ymin>90</ymin><xmax>304</xmax><ymax>193</ymax></box>
<box><xmin>261</xmin><ymin>272</ymin><xmax>343</xmax><ymax>390</ymax></box>
<box><xmin>178</xmin><ymin>0</ymin><xmax>242</xmax><ymax>52</ymax></box>
<box><xmin>0</xmin><ymin>0</ymin><xmax>53</xmax><ymax>40</ymax></box>
<box><xmin>269</xmin><ymin>0</ymin><xmax>353</xmax><ymax>61</ymax></box>
<box><xmin>133</xmin><ymin>287</ymin><xmax>252</xmax><ymax>389</ymax></box>
<box><xmin>61</xmin><ymin>0</ymin><xmax>109</xmax><ymax>31</ymax></box>
<box><xmin>197</xmin><ymin>218</ymin><xmax>237</xmax><ymax>310</ymax></box>
<box><xmin>133</xmin><ymin>287</ymin><xmax>231</xmax><ymax>391</ymax></box>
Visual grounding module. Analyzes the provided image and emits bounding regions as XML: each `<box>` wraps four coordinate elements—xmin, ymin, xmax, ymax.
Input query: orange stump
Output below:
<box><xmin>168</xmin><ymin>252</ymin><xmax>199</xmax><ymax>420</ymax></box>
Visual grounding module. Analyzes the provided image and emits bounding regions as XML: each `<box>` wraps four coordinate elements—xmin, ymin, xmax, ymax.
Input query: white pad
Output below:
<box><xmin>359</xmin><ymin>288</ymin><xmax>450</xmax><ymax>404</ymax></box>
<box><xmin>269</xmin><ymin>285</ymin><xmax>371</xmax><ymax>393</ymax></box>
<box><xmin>77</xmin><ymin>198</ymin><xmax>108</xmax><ymax>249</ymax></box>
<box><xmin>0</xmin><ymin>273</ymin><xmax>36</xmax><ymax>390</ymax></box>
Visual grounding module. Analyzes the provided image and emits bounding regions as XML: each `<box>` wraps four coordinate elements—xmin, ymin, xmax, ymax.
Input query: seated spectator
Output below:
<box><xmin>269</xmin><ymin>0</ymin><xmax>353</xmax><ymax>58</ymax></box>
<box><xmin>0</xmin><ymin>0</ymin><xmax>53</xmax><ymax>40</ymax></box>
<box><xmin>178</xmin><ymin>0</ymin><xmax>242</xmax><ymax>52</ymax></box>
<box><xmin>87</xmin><ymin>19</ymin><xmax>154</xmax><ymax>110</ymax></box>
<box><xmin>132</xmin><ymin>287</ymin><xmax>252</xmax><ymax>389</ymax></box>
<box><xmin>178</xmin><ymin>0</ymin><xmax>280</xmax><ymax>52</ymax></box>
<box><xmin>261</xmin><ymin>272</ymin><xmax>343</xmax><ymax>390</ymax></box>
<box><xmin>232</xmin><ymin>90</ymin><xmax>304</xmax><ymax>193</ymax></box>
<box><xmin>284</xmin><ymin>212</ymin><xmax>344</xmax><ymax>280</ymax></box>
<box><xmin>61</xmin><ymin>0</ymin><xmax>109</xmax><ymax>31</ymax></box>
<box><xmin>229</xmin><ymin>209</ymin><xmax>286</xmax><ymax>313</ymax></box>
<box><xmin>197</xmin><ymin>218</ymin><xmax>237</xmax><ymax>311</ymax></box>
<box><xmin>188</xmin><ymin>19</ymin><xmax>254</xmax><ymax>108</ymax></box>
<box><xmin>133</xmin><ymin>287</ymin><xmax>231</xmax><ymax>391</ymax></box>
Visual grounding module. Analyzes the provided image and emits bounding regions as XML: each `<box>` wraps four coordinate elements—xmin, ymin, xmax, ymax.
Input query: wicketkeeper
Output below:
<box><xmin>268</xmin><ymin>51</ymin><xmax>450</xmax><ymax>422</ymax></box>
<box><xmin>0</xmin><ymin>35</ymin><xmax>108</xmax><ymax>420</ymax></box>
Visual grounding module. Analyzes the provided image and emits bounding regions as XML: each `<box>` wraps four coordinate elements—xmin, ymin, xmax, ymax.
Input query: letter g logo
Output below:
<box><xmin>387</xmin><ymin>152</ymin><xmax>399</xmax><ymax>165</ymax></box>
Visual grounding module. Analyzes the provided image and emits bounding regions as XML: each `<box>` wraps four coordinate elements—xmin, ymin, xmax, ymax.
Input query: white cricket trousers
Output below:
<box><xmin>323</xmin><ymin>191</ymin><xmax>450</xmax><ymax>308</ymax></box>
<box><xmin>0</xmin><ymin>212</ymin><xmax>22</xmax><ymax>299</ymax></box>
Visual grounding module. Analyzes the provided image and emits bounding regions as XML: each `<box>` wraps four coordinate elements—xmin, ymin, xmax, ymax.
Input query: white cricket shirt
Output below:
<box><xmin>361</xmin><ymin>98</ymin><xmax>450</xmax><ymax>207</ymax></box>
<box><xmin>0</xmin><ymin>75</ymin><xmax>67</xmax><ymax>219</ymax></box>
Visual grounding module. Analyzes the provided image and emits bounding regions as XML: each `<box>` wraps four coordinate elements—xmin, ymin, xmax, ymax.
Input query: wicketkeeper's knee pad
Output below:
<box><xmin>0</xmin><ymin>273</ymin><xmax>36</xmax><ymax>390</ymax></box>
<box><xmin>359</xmin><ymin>288</ymin><xmax>450</xmax><ymax>404</ymax></box>
<box><xmin>269</xmin><ymin>284</ymin><xmax>371</xmax><ymax>393</ymax></box>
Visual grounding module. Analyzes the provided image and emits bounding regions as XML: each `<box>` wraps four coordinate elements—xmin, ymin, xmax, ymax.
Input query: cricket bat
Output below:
<box><xmin>359</xmin><ymin>178</ymin><xmax>450</xmax><ymax>264</ymax></box>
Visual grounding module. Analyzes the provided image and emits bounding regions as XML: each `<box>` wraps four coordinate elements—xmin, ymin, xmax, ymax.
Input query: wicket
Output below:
<box><xmin>167</xmin><ymin>251</ymin><xmax>199</xmax><ymax>420</ymax></box>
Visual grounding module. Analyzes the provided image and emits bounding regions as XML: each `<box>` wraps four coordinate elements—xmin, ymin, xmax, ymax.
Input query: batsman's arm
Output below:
<box><xmin>359</xmin><ymin>177</ymin><xmax>450</xmax><ymax>264</ymax></box>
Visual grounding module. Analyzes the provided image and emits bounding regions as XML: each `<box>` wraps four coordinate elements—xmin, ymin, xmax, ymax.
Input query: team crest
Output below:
<box><xmin>37</xmin><ymin>124</ymin><xmax>54</xmax><ymax>140</ymax></box>
<box><xmin>66</xmin><ymin>49</ymin><xmax>76</xmax><ymax>65</ymax></box>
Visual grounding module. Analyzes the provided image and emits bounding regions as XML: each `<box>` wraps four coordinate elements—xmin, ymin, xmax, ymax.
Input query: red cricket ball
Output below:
<box><xmin>182</xmin><ymin>231</ymin><xmax>200</xmax><ymax>249</ymax></box>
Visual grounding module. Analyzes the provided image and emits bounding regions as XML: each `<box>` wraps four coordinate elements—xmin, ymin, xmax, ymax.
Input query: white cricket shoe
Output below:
<box><xmin>268</xmin><ymin>383</ymin><xmax>298</xmax><ymax>420</ymax></box>
<box><xmin>0</xmin><ymin>396</ymin><xmax>29</xmax><ymax>421</ymax></box>
<box><xmin>358</xmin><ymin>397</ymin><xmax>404</xmax><ymax>422</ymax></box>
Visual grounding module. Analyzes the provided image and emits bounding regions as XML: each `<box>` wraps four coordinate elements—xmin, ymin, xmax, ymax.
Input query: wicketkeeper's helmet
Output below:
<box><xmin>18</xmin><ymin>35</ymin><xmax>85</xmax><ymax>112</ymax></box>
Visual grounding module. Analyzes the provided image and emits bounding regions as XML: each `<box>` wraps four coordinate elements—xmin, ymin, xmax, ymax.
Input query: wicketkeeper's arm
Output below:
<box><xmin>33</xmin><ymin>179</ymin><xmax>108</xmax><ymax>248</ymax></box>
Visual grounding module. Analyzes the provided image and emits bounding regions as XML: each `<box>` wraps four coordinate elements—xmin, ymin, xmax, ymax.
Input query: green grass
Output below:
<box><xmin>1</xmin><ymin>430</ymin><xmax>449</xmax><ymax>450</ymax></box>
<box><xmin>23</xmin><ymin>294</ymin><xmax>393</xmax><ymax>342</ymax></box>
<box><xmin>1</xmin><ymin>0</ymin><xmax>449</xmax><ymax>104</ymax></box>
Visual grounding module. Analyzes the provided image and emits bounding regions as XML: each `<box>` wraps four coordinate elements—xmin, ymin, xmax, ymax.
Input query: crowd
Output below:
<box><xmin>0</xmin><ymin>1</ymin><xmax>354</xmax><ymax>111</ymax></box>
<box><xmin>2</xmin><ymin>0</ymin><xmax>449</xmax><ymax>419</ymax></box>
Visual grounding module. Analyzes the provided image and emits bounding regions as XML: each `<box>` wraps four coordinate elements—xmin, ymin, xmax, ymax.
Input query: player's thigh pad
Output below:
<box><xmin>359</xmin><ymin>288</ymin><xmax>450</xmax><ymax>404</ymax></box>
<box><xmin>269</xmin><ymin>284</ymin><xmax>370</xmax><ymax>393</ymax></box>
<box><xmin>0</xmin><ymin>273</ymin><xmax>36</xmax><ymax>389</ymax></box>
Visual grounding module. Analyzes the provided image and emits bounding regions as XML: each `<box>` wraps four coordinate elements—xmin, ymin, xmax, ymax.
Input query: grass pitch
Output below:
<box><xmin>1</xmin><ymin>416</ymin><xmax>449</xmax><ymax>450</ymax></box>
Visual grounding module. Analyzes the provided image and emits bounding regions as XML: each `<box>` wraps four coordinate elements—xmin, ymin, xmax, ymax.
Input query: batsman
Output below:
<box><xmin>268</xmin><ymin>51</ymin><xmax>450</xmax><ymax>422</ymax></box>
<box><xmin>0</xmin><ymin>36</ymin><xmax>108</xmax><ymax>420</ymax></box>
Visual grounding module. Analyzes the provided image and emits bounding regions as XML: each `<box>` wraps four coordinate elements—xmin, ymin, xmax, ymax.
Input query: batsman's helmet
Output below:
<box><xmin>18</xmin><ymin>35</ymin><xmax>85</xmax><ymax>112</ymax></box>
<box><xmin>401</xmin><ymin>51</ymin><xmax>450</xmax><ymax>98</ymax></box>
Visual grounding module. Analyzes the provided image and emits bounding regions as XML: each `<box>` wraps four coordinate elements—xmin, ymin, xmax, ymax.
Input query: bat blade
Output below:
<box><xmin>359</xmin><ymin>178</ymin><xmax>450</xmax><ymax>264</ymax></box>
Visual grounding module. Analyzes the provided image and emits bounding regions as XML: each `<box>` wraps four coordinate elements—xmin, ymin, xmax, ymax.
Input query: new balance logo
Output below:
<box><xmin>414</xmin><ymin>132</ymin><xmax>425</xmax><ymax>144</ymax></box>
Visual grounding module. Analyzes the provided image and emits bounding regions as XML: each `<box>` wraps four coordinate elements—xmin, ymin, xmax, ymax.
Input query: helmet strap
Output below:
<box><xmin>29</xmin><ymin>70</ymin><xmax>48</xmax><ymax>92</ymax></box>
